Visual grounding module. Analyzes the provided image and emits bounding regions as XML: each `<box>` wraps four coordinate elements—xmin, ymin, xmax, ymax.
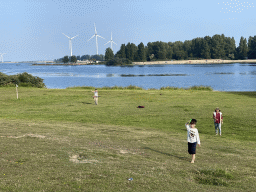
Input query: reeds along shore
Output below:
<box><xmin>132</xmin><ymin>59</ymin><xmax>256</xmax><ymax>65</ymax></box>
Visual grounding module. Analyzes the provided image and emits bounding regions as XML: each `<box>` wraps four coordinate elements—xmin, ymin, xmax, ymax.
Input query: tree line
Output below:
<box><xmin>56</xmin><ymin>34</ymin><xmax>256</xmax><ymax>64</ymax></box>
<box><xmin>54</xmin><ymin>54</ymin><xmax>105</xmax><ymax>63</ymax></box>
<box><xmin>105</xmin><ymin>34</ymin><xmax>256</xmax><ymax>62</ymax></box>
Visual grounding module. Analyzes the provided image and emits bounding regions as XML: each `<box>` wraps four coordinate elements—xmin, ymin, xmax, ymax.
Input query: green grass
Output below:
<box><xmin>0</xmin><ymin>87</ymin><xmax>255</xmax><ymax>191</ymax></box>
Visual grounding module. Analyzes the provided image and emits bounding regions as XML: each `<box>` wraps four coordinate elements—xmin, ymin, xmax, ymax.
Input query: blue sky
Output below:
<box><xmin>0</xmin><ymin>0</ymin><xmax>255</xmax><ymax>62</ymax></box>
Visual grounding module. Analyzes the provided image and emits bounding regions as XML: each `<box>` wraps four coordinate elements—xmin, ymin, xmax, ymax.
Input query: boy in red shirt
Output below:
<box><xmin>213</xmin><ymin>107</ymin><xmax>223</xmax><ymax>136</ymax></box>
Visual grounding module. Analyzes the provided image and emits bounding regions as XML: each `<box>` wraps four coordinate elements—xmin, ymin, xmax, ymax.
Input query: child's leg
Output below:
<box><xmin>219</xmin><ymin>123</ymin><xmax>221</xmax><ymax>135</ymax></box>
<box><xmin>94</xmin><ymin>97</ymin><xmax>98</xmax><ymax>105</ymax></box>
<box><xmin>191</xmin><ymin>154</ymin><xmax>195</xmax><ymax>163</ymax></box>
<box><xmin>214</xmin><ymin>123</ymin><xmax>218</xmax><ymax>135</ymax></box>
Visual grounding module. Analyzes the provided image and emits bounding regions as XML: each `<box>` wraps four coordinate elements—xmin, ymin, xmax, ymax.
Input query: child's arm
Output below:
<box><xmin>185</xmin><ymin>122</ymin><xmax>190</xmax><ymax>131</ymax></box>
<box><xmin>197</xmin><ymin>131</ymin><xmax>201</xmax><ymax>147</ymax></box>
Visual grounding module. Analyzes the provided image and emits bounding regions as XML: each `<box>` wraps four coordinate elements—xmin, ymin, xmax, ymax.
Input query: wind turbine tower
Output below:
<box><xmin>62</xmin><ymin>33</ymin><xmax>78</xmax><ymax>56</ymax></box>
<box><xmin>0</xmin><ymin>53</ymin><xmax>6</xmax><ymax>63</ymax></box>
<box><xmin>88</xmin><ymin>23</ymin><xmax>105</xmax><ymax>55</ymax></box>
<box><xmin>105</xmin><ymin>32</ymin><xmax>117</xmax><ymax>51</ymax></box>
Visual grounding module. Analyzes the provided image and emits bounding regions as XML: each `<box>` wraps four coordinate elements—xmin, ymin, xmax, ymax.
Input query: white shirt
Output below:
<box><xmin>94</xmin><ymin>91</ymin><xmax>98</xmax><ymax>97</ymax></box>
<box><xmin>185</xmin><ymin>124</ymin><xmax>200</xmax><ymax>144</ymax></box>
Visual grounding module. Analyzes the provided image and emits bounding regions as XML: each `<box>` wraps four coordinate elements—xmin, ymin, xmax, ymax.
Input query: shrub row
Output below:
<box><xmin>0</xmin><ymin>72</ymin><xmax>45</xmax><ymax>88</ymax></box>
<box><xmin>106</xmin><ymin>58</ymin><xmax>132</xmax><ymax>66</ymax></box>
<box><xmin>68</xmin><ymin>85</ymin><xmax>213</xmax><ymax>91</ymax></box>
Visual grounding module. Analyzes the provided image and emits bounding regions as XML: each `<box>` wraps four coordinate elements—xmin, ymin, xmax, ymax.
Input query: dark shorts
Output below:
<box><xmin>188</xmin><ymin>142</ymin><xmax>197</xmax><ymax>154</ymax></box>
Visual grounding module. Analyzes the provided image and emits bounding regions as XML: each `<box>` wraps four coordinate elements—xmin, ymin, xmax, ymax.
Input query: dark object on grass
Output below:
<box><xmin>137</xmin><ymin>106</ymin><xmax>144</xmax><ymax>108</ymax></box>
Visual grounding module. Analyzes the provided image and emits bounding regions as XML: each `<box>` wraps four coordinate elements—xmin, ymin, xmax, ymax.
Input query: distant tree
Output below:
<box><xmin>166</xmin><ymin>42</ymin><xmax>173</xmax><ymax>59</ymax></box>
<box><xmin>105</xmin><ymin>47</ymin><xmax>114</xmax><ymax>60</ymax></box>
<box><xmin>156</xmin><ymin>41</ymin><xmax>167</xmax><ymax>60</ymax></box>
<box><xmin>106</xmin><ymin>58</ymin><xmax>132</xmax><ymax>66</ymax></box>
<box><xmin>172</xmin><ymin>41</ymin><xmax>184</xmax><ymax>60</ymax></box>
<box><xmin>125</xmin><ymin>43</ymin><xmax>132</xmax><ymax>60</ymax></box>
<box><xmin>175</xmin><ymin>50</ymin><xmax>186</xmax><ymax>60</ymax></box>
<box><xmin>211</xmin><ymin>34</ymin><xmax>225</xmax><ymax>59</ymax></box>
<box><xmin>115</xmin><ymin>44</ymin><xmax>125</xmax><ymax>59</ymax></box>
<box><xmin>224</xmin><ymin>37</ymin><xmax>236</xmax><ymax>59</ymax></box>
<box><xmin>63</xmin><ymin>56</ymin><xmax>69</xmax><ymax>63</ymax></box>
<box><xmin>201</xmin><ymin>39</ymin><xmax>211</xmax><ymax>59</ymax></box>
<box><xmin>137</xmin><ymin>42</ymin><xmax>146</xmax><ymax>61</ymax></box>
<box><xmin>125</xmin><ymin>43</ymin><xmax>137</xmax><ymax>61</ymax></box>
<box><xmin>191</xmin><ymin>38</ymin><xmax>203</xmax><ymax>58</ymax></box>
<box><xmin>131</xmin><ymin>43</ymin><xmax>138</xmax><ymax>61</ymax></box>
<box><xmin>146</xmin><ymin>42</ymin><xmax>154</xmax><ymax>61</ymax></box>
<box><xmin>149</xmin><ymin>54</ymin><xmax>155</xmax><ymax>60</ymax></box>
<box><xmin>91</xmin><ymin>54</ymin><xmax>104</xmax><ymax>61</ymax></box>
<box><xmin>248</xmin><ymin>36</ymin><xmax>256</xmax><ymax>59</ymax></box>
<box><xmin>76</xmin><ymin>55</ymin><xmax>81</xmax><ymax>61</ymax></box>
<box><xmin>236</xmin><ymin>37</ymin><xmax>248</xmax><ymax>59</ymax></box>
<box><xmin>120</xmin><ymin>44</ymin><xmax>126</xmax><ymax>58</ymax></box>
<box><xmin>81</xmin><ymin>55</ymin><xmax>90</xmax><ymax>61</ymax></box>
<box><xmin>70</xmin><ymin>56</ymin><xmax>77</xmax><ymax>63</ymax></box>
<box><xmin>183</xmin><ymin>40</ymin><xmax>192</xmax><ymax>59</ymax></box>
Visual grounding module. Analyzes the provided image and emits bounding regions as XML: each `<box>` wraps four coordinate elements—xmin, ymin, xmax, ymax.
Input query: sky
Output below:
<box><xmin>0</xmin><ymin>0</ymin><xmax>255</xmax><ymax>62</ymax></box>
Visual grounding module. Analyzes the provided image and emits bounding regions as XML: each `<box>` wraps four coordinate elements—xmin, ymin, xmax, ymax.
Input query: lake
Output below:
<box><xmin>0</xmin><ymin>63</ymin><xmax>255</xmax><ymax>91</ymax></box>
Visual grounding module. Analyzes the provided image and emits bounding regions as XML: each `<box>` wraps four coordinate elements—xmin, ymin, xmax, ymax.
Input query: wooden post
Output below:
<box><xmin>16</xmin><ymin>84</ymin><xmax>18</xmax><ymax>99</ymax></box>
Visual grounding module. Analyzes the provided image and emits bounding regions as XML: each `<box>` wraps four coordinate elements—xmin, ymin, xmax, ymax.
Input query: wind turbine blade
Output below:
<box><xmin>113</xmin><ymin>41</ymin><xmax>117</xmax><ymax>45</ymax></box>
<box><xmin>71</xmin><ymin>35</ymin><xmax>78</xmax><ymax>39</ymax></box>
<box><xmin>104</xmin><ymin>41</ymin><xmax>111</xmax><ymax>45</ymax></box>
<box><xmin>97</xmin><ymin>35</ymin><xmax>105</xmax><ymax>39</ymax></box>
<box><xmin>62</xmin><ymin>33</ymin><xmax>70</xmax><ymax>38</ymax></box>
<box><xmin>88</xmin><ymin>35</ymin><xmax>95</xmax><ymax>41</ymax></box>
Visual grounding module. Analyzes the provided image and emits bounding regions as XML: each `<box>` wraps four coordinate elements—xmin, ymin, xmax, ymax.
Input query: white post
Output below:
<box><xmin>16</xmin><ymin>84</ymin><xmax>18</xmax><ymax>99</ymax></box>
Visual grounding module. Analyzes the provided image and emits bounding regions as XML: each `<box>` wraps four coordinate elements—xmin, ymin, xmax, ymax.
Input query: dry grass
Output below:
<box><xmin>0</xmin><ymin>87</ymin><xmax>255</xmax><ymax>191</ymax></box>
<box><xmin>0</xmin><ymin>119</ymin><xmax>255</xmax><ymax>191</ymax></box>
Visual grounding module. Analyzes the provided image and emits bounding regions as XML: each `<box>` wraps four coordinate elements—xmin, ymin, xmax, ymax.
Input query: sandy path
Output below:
<box><xmin>132</xmin><ymin>59</ymin><xmax>256</xmax><ymax>65</ymax></box>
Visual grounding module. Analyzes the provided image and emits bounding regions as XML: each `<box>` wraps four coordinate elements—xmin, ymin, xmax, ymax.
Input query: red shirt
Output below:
<box><xmin>213</xmin><ymin>112</ymin><xmax>223</xmax><ymax>123</ymax></box>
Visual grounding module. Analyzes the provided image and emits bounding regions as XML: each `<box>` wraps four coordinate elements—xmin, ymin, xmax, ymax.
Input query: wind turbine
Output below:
<box><xmin>104</xmin><ymin>32</ymin><xmax>117</xmax><ymax>51</ymax></box>
<box><xmin>0</xmin><ymin>53</ymin><xmax>6</xmax><ymax>63</ymax></box>
<box><xmin>88</xmin><ymin>23</ymin><xmax>105</xmax><ymax>55</ymax></box>
<box><xmin>62</xmin><ymin>33</ymin><xmax>78</xmax><ymax>56</ymax></box>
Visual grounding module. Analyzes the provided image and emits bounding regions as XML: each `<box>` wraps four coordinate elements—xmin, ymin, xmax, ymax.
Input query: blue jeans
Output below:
<box><xmin>214</xmin><ymin>123</ymin><xmax>221</xmax><ymax>135</ymax></box>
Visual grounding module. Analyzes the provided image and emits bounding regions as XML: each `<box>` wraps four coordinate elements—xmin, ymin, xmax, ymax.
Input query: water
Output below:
<box><xmin>0</xmin><ymin>63</ymin><xmax>255</xmax><ymax>91</ymax></box>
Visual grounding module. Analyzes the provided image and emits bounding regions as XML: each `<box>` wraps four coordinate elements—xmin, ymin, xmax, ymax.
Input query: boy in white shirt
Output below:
<box><xmin>185</xmin><ymin>119</ymin><xmax>201</xmax><ymax>163</ymax></box>
<box><xmin>91</xmin><ymin>89</ymin><xmax>98</xmax><ymax>105</ymax></box>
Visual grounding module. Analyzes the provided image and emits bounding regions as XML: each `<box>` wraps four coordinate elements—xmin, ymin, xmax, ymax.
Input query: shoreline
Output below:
<box><xmin>5</xmin><ymin>59</ymin><xmax>256</xmax><ymax>65</ymax></box>
<box><xmin>31</xmin><ymin>59</ymin><xmax>256</xmax><ymax>65</ymax></box>
<box><xmin>132</xmin><ymin>59</ymin><xmax>256</xmax><ymax>65</ymax></box>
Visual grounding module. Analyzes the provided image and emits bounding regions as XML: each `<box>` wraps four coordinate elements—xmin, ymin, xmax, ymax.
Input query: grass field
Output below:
<box><xmin>0</xmin><ymin>87</ymin><xmax>255</xmax><ymax>191</ymax></box>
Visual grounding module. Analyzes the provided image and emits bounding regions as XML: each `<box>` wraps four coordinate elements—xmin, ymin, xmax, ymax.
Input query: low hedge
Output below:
<box><xmin>0</xmin><ymin>72</ymin><xmax>45</xmax><ymax>88</ymax></box>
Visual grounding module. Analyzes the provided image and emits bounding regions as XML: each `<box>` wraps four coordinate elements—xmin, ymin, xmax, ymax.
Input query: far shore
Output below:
<box><xmin>6</xmin><ymin>59</ymin><xmax>256</xmax><ymax>66</ymax></box>
<box><xmin>133</xmin><ymin>59</ymin><xmax>256</xmax><ymax>65</ymax></box>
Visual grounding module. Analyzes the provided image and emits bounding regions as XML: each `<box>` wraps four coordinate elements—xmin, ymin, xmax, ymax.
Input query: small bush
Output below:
<box><xmin>188</xmin><ymin>86</ymin><xmax>213</xmax><ymax>91</ymax></box>
<box><xmin>0</xmin><ymin>72</ymin><xmax>45</xmax><ymax>88</ymax></box>
<box><xmin>126</xmin><ymin>85</ymin><xmax>143</xmax><ymax>90</ymax></box>
<box><xmin>160</xmin><ymin>86</ymin><xmax>182</xmax><ymax>90</ymax></box>
<box><xmin>101</xmin><ymin>86</ymin><xmax>124</xmax><ymax>90</ymax></box>
<box><xmin>67</xmin><ymin>86</ymin><xmax>95</xmax><ymax>89</ymax></box>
